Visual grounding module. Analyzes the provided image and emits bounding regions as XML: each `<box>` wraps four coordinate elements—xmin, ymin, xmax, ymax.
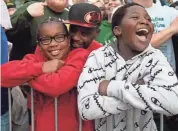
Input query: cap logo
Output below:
<box><xmin>84</xmin><ymin>11</ymin><xmax>101</xmax><ymax>25</ymax></box>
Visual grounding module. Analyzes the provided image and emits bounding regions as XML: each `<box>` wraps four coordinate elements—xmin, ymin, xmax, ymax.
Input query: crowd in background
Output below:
<box><xmin>1</xmin><ymin>0</ymin><xmax>178</xmax><ymax>131</ymax></box>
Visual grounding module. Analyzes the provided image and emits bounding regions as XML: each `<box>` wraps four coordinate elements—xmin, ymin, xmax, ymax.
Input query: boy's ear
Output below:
<box><xmin>113</xmin><ymin>26</ymin><xmax>122</xmax><ymax>36</ymax></box>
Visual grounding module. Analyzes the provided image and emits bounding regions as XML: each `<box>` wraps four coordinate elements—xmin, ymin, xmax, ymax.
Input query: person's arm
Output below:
<box><xmin>6</xmin><ymin>2</ymin><xmax>34</xmax><ymax>43</ymax></box>
<box><xmin>28</xmin><ymin>49</ymin><xmax>91</xmax><ymax>97</ymax></box>
<box><xmin>1</xmin><ymin>54</ymin><xmax>43</xmax><ymax>87</ymax></box>
<box><xmin>6</xmin><ymin>1</ymin><xmax>47</xmax><ymax>43</ymax></box>
<box><xmin>150</xmin><ymin>27</ymin><xmax>175</xmax><ymax>48</ymax></box>
<box><xmin>77</xmin><ymin>51</ymin><xmax>132</xmax><ymax>120</ymax></box>
<box><xmin>105</xmin><ymin>50</ymin><xmax>178</xmax><ymax>116</ymax></box>
<box><xmin>150</xmin><ymin>8</ymin><xmax>178</xmax><ymax>48</ymax></box>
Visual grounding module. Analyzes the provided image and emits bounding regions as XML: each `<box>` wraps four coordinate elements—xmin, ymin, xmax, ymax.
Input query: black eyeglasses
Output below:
<box><xmin>38</xmin><ymin>34</ymin><xmax>67</xmax><ymax>45</ymax></box>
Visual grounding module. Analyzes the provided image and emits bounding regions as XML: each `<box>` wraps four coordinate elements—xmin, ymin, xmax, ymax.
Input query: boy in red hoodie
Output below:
<box><xmin>1</xmin><ymin>9</ymin><xmax>101</xmax><ymax>130</ymax></box>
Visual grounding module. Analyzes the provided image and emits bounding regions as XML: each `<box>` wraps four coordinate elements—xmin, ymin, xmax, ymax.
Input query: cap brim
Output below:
<box><xmin>64</xmin><ymin>20</ymin><xmax>96</xmax><ymax>28</ymax></box>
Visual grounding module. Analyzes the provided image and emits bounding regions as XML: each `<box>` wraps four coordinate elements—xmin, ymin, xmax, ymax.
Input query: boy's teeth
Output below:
<box><xmin>137</xmin><ymin>29</ymin><xmax>148</xmax><ymax>33</ymax></box>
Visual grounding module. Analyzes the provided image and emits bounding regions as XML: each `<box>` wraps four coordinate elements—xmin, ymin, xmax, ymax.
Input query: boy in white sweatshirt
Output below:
<box><xmin>77</xmin><ymin>3</ymin><xmax>178</xmax><ymax>131</ymax></box>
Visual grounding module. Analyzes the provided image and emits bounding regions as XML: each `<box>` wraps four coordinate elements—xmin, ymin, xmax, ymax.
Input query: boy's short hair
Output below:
<box><xmin>112</xmin><ymin>3</ymin><xmax>144</xmax><ymax>31</ymax></box>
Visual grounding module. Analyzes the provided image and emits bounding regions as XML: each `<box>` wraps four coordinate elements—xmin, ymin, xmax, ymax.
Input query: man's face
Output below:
<box><xmin>69</xmin><ymin>25</ymin><xmax>99</xmax><ymax>49</ymax></box>
<box><xmin>105</xmin><ymin>0</ymin><xmax>123</xmax><ymax>18</ymax></box>
<box><xmin>47</xmin><ymin>0</ymin><xmax>68</xmax><ymax>12</ymax></box>
<box><xmin>93</xmin><ymin>2</ymin><xmax>105</xmax><ymax>19</ymax></box>
<box><xmin>132</xmin><ymin>0</ymin><xmax>153</xmax><ymax>7</ymax></box>
<box><xmin>72</xmin><ymin>0</ymin><xmax>88</xmax><ymax>4</ymax></box>
<box><xmin>8</xmin><ymin>8</ymin><xmax>16</xmax><ymax>16</ymax></box>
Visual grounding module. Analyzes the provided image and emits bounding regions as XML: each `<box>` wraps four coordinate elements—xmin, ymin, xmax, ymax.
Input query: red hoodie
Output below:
<box><xmin>1</xmin><ymin>40</ymin><xmax>102</xmax><ymax>131</ymax></box>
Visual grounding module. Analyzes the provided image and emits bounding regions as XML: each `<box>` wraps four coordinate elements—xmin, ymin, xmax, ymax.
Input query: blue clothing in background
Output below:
<box><xmin>1</xmin><ymin>112</ymin><xmax>9</xmax><ymax>131</ymax></box>
<box><xmin>1</xmin><ymin>26</ymin><xmax>9</xmax><ymax>131</ymax></box>
<box><xmin>1</xmin><ymin>26</ymin><xmax>9</xmax><ymax>115</ymax></box>
<box><xmin>1</xmin><ymin>26</ymin><xmax>8</xmax><ymax>64</ymax></box>
<box><xmin>160</xmin><ymin>0</ymin><xmax>169</xmax><ymax>6</ymax></box>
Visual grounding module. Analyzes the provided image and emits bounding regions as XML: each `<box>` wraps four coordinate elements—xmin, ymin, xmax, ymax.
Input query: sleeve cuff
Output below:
<box><xmin>107</xmin><ymin>80</ymin><xmax>126</xmax><ymax>101</ymax></box>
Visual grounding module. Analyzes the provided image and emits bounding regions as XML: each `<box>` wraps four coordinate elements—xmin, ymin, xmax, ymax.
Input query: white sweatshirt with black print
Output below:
<box><xmin>77</xmin><ymin>42</ymin><xmax>178</xmax><ymax>131</ymax></box>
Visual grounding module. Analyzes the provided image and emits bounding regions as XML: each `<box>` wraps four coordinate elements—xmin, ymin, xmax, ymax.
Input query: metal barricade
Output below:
<box><xmin>160</xmin><ymin>114</ymin><xmax>164</xmax><ymax>131</ymax></box>
<box><xmin>54</xmin><ymin>98</ymin><xmax>58</xmax><ymax>131</ymax></box>
<box><xmin>8</xmin><ymin>88</ymin><xmax>165</xmax><ymax>131</ymax></box>
<box><xmin>79</xmin><ymin>115</ymin><xmax>82</xmax><ymax>131</ymax></box>
<box><xmin>8</xmin><ymin>88</ymin><xmax>12</xmax><ymax>131</ymax></box>
<box><xmin>31</xmin><ymin>88</ymin><xmax>35</xmax><ymax>131</ymax></box>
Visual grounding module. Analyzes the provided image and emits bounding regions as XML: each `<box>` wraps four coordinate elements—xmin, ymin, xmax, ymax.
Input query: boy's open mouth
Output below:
<box><xmin>136</xmin><ymin>28</ymin><xmax>149</xmax><ymax>42</ymax></box>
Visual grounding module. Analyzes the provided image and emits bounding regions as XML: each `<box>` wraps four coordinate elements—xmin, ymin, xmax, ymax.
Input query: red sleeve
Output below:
<box><xmin>1</xmin><ymin>54</ymin><xmax>43</xmax><ymax>87</ymax></box>
<box><xmin>28</xmin><ymin>48</ymin><xmax>90</xmax><ymax>97</ymax></box>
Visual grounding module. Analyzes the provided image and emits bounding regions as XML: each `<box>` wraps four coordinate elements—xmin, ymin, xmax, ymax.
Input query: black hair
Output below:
<box><xmin>153</xmin><ymin>0</ymin><xmax>156</xmax><ymax>3</ymax></box>
<box><xmin>170</xmin><ymin>1</ymin><xmax>178</xmax><ymax>8</ymax></box>
<box><xmin>36</xmin><ymin>17</ymin><xmax>69</xmax><ymax>42</ymax></box>
<box><xmin>6</xmin><ymin>2</ymin><xmax>16</xmax><ymax>9</ymax></box>
<box><xmin>111</xmin><ymin>2</ymin><xmax>144</xmax><ymax>31</ymax></box>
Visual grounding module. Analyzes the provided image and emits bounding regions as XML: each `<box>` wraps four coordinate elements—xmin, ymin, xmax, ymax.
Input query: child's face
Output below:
<box><xmin>105</xmin><ymin>0</ymin><xmax>123</xmax><ymax>17</ymax></box>
<box><xmin>93</xmin><ymin>2</ymin><xmax>105</xmax><ymax>19</ymax></box>
<box><xmin>38</xmin><ymin>22</ymin><xmax>70</xmax><ymax>60</ymax></box>
<box><xmin>47</xmin><ymin>0</ymin><xmax>68</xmax><ymax>12</ymax></box>
<box><xmin>117</xmin><ymin>5</ymin><xmax>154</xmax><ymax>52</ymax></box>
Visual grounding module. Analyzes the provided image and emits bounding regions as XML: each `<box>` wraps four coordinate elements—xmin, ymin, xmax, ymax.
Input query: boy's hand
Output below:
<box><xmin>27</xmin><ymin>2</ymin><xmax>47</xmax><ymax>18</ymax></box>
<box><xmin>42</xmin><ymin>59</ymin><xmax>64</xmax><ymax>73</ymax></box>
<box><xmin>99</xmin><ymin>80</ymin><xmax>110</xmax><ymax>96</ymax></box>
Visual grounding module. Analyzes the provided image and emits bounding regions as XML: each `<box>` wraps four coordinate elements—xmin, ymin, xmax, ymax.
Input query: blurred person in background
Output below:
<box><xmin>170</xmin><ymin>0</ymin><xmax>178</xmax><ymax>9</ymax></box>
<box><xmin>72</xmin><ymin>0</ymin><xmax>88</xmax><ymax>4</ymax></box>
<box><xmin>105</xmin><ymin>0</ymin><xmax>124</xmax><ymax>22</ymax></box>
<box><xmin>1</xmin><ymin>1</ymin><xmax>29</xmax><ymax>131</ymax></box>
<box><xmin>0</xmin><ymin>0</ymin><xmax>12</xmax><ymax>131</ymax></box>
<box><xmin>167</xmin><ymin>0</ymin><xmax>174</xmax><ymax>4</ymax></box>
<box><xmin>90</xmin><ymin>0</ymin><xmax>105</xmax><ymax>19</ymax></box>
<box><xmin>6</xmin><ymin>1</ymin><xmax>16</xmax><ymax>16</ymax></box>
<box><xmin>169</xmin><ymin>1</ymin><xmax>178</xmax><ymax>130</ymax></box>
<box><xmin>159</xmin><ymin>0</ymin><xmax>169</xmax><ymax>5</ymax></box>
<box><xmin>95</xmin><ymin>0</ymin><xmax>125</xmax><ymax>45</ymax></box>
